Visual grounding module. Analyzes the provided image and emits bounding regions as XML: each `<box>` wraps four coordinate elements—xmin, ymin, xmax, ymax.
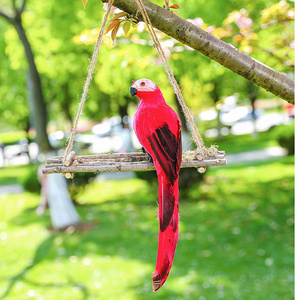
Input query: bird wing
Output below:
<box><xmin>148</xmin><ymin>122</ymin><xmax>181</xmax><ymax>186</ymax></box>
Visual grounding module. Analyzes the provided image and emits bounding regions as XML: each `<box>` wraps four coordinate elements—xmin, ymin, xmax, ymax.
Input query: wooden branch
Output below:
<box><xmin>20</xmin><ymin>0</ymin><xmax>27</xmax><ymax>14</ymax></box>
<box><xmin>101</xmin><ymin>0</ymin><xmax>294</xmax><ymax>103</ymax></box>
<box><xmin>12</xmin><ymin>0</ymin><xmax>18</xmax><ymax>12</ymax></box>
<box><xmin>64</xmin><ymin>150</ymin><xmax>76</xmax><ymax>166</ymax></box>
<box><xmin>42</xmin><ymin>151</ymin><xmax>227</xmax><ymax>175</ymax></box>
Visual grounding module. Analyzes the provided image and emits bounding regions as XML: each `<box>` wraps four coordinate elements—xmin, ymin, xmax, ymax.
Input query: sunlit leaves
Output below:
<box><xmin>224</xmin><ymin>10</ymin><xmax>253</xmax><ymax>29</ymax></box>
<box><xmin>170</xmin><ymin>4</ymin><xmax>180</xmax><ymax>9</ymax></box>
<box><xmin>112</xmin><ymin>12</ymin><xmax>128</xmax><ymax>20</ymax></box>
<box><xmin>203</xmin><ymin>1</ymin><xmax>294</xmax><ymax>59</ymax></box>
<box><xmin>104</xmin><ymin>11</ymin><xmax>131</xmax><ymax>42</ymax></box>
<box><xmin>73</xmin><ymin>10</ymin><xmax>131</xmax><ymax>45</ymax></box>
<box><xmin>261</xmin><ymin>1</ymin><xmax>294</xmax><ymax>24</ymax></box>
<box><xmin>111</xmin><ymin>22</ymin><xmax>120</xmax><ymax>41</ymax></box>
<box><xmin>104</xmin><ymin>20</ymin><xmax>122</xmax><ymax>35</ymax></box>
<box><xmin>123</xmin><ymin>22</ymin><xmax>131</xmax><ymax>37</ymax></box>
<box><xmin>211</xmin><ymin>27</ymin><xmax>231</xmax><ymax>39</ymax></box>
<box><xmin>73</xmin><ymin>28</ymin><xmax>99</xmax><ymax>45</ymax></box>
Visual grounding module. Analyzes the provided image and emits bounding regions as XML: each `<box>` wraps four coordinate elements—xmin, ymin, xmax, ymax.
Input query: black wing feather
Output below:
<box><xmin>148</xmin><ymin>123</ymin><xmax>181</xmax><ymax>185</ymax></box>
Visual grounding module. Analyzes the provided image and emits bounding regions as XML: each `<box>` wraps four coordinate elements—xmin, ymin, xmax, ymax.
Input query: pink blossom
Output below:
<box><xmin>235</xmin><ymin>13</ymin><xmax>253</xmax><ymax>29</ymax></box>
<box><xmin>206</xmin><ymin>25</ymin><xmax>216</xmax><ymax>33</ymax></box>
<box><xmin>103</xmin><ymin>3</ymin><xmax>118</xmax><ymax>11</ymax></box>
<box><xmin>187</xmin><ymin>17</ymin><xmax>204</xmax><ymax>27</ymax></box>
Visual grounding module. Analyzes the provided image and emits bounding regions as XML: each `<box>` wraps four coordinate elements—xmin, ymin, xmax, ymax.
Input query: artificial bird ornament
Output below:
<box><xmin>130</xmin><ymin>79</ymin><xmax>182</xmax><ymax>291</ymax></box>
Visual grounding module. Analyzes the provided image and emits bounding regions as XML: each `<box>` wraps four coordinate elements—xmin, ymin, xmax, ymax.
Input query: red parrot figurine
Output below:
<box><xmin>130</xmin><ymin>79</ymin><xmax>182</xmax><ymax>291</ymax></box>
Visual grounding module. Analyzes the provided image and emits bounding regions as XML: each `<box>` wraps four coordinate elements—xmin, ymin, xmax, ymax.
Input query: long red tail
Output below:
<box><xmin>152</xmin><ymin>176</ymin><xmax>179</xmax><ymax>292</ymax></box>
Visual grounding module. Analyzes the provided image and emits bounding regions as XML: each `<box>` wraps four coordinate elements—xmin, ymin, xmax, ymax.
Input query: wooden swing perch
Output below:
<box><xmin>43</xmin><ymin>150</ymin><xmax>227</xmax><ymax>177</ymax></box>
<box><xmin>42</xmin><ymin>0</ymin><xmax>227</xmax><ymax>177</ymax></box>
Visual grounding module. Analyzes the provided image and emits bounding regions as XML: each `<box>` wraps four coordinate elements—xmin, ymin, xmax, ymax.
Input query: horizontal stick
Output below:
<box><xmin>47</xmin><ymin>152</ymin><xmax>147</xmax><ymax>164</ymax></box>
<box><xmin>47</xmin><ymin>151</ymin><xmax>225</xmax><ymax>162</ymax></box>
<box><xmin>44</xmin><ymin>157</ymin><xmax>225</xmax><ymax>169</ymax></box>
<box><xmin>42</xmin><ymin>151</ymin><xmax>227</xmax><ymax>175</ymax></box>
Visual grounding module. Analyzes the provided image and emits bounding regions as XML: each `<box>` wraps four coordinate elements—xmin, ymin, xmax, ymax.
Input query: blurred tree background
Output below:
<box><xmin>0</xmin><ymin>0</ymin><xmax>294</xmax><ymax>138</ymax></box>
<box><xmin>0</xmin><ymin>0</ymin><xmax>294</xmax><ymax>299</ymax></box>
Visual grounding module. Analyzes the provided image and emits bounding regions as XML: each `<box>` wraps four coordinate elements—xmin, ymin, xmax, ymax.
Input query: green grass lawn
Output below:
<box><xmin>0</xmin><ymin>165</ymin><xmax>35</xmax><ymax>186</ymax></box>
<box><xmin>0</xmin><ymin>156</ymin><xmax>294</xmax><ymax>300</ymax></box>
<box><xmin>0</xmin><ymin>131</ymin><xmax>28</xmax><ymax>145</ymax></box>
<box><xmin>204</xmin><ymin>131</ymin><xmax>279</xmax><ymax>154</ymax></box>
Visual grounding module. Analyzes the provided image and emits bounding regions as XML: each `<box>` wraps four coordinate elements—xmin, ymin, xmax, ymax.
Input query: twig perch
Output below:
<box><xmin>42</xmin><ymin>151</ymin><xmax>226</xmax><ymax>175</ymax></box>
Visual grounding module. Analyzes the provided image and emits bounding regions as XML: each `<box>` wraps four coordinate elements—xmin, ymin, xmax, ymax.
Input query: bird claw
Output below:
<box><xmin>142</xmin><ymin>147</ymin><xmax>154</xmax><ymax>163</ymax></box>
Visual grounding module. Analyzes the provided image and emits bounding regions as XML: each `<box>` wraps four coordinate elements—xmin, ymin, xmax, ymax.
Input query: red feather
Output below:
<box><xmin>132</xmin><ymin>79</ymin><xmax>182</xmax><ymax>291</ymax></box>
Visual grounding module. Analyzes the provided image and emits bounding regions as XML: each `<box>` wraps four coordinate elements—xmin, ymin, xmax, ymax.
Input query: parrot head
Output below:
<box><xmin>130</xmin><ymin>79</ymin><xmax>158</xmax><ymax>98</ymax></box>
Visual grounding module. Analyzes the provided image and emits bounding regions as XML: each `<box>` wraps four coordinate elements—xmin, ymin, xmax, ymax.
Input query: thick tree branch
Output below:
<box><xmin>101</xmin><ymin>0</ymin><xmax>294</xmax><ymax>103</ymax></box>
<box><xmin>20</xmin><ymin>0</ymin><xmax>27</xmax><ymax>14</ymax></box>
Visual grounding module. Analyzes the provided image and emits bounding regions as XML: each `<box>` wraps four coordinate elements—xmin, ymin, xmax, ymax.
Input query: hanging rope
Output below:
<box><xmin>64</xmin><ymin>0</ymin><xmax>205</xmax><ymax>166</ymax></box>
<box><xmin>134</xmin><ymin>0</ymin><xmax>205</xmax><ymax>157</ymax></box>
<box><xmin>63</xmin><ymin>0</ymin><xmax>114</xmax><ymax>163</ymax></box>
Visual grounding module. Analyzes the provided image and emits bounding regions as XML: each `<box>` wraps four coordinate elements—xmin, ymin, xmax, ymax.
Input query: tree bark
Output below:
<box><xmin>47</xmin><ymin>174</ymin><xmax>80</xmax><ymax>229</ymax></box>
<box><xmin>247</xmin><ymin>81</ymin><xmax>259</xmax><ymax>138</ymax></box>
<box><xmin>62</xmin><ymin>82</ymin><xmax>74</xmax><ymax>126</ymax></box>
<box><xmin>210</xmin><ymin>80</ymin><xmax>222</xmax><ymax>141</ymax></box>
<box><xmin>101</xmin><ymin>0</ymin><xmax>294</xmax><ymax>103</ymax></box>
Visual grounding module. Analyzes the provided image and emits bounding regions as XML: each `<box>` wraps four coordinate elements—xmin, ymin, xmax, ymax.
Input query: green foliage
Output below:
<box><xmin>178</xmin><ymin>168</ymin><xmax>205</xmax><ymax>195</ymax></box>
<box><xmin>67</xmin><ymin>172</ymin><xmax>97</xmax><ymax>203</ymax></box>
<box><xmin>0</xmin><ymin>164</ymin><xmax>32</xmax><ymax>186</ymax></box>
<box><xmin>0</xmin><ymin>131</ymin><xmax>28</xmax><ymax>145</ymax></box>
<box><xmin>135</xmin><ymin>168</ymin><xmax>204</xmax><ymax>196</ymax></box>
<box><xmin>11</xmin><ymin>163</ymin><xmax>97</xmax><ymax>200</ymax></box>
<box><xmin>0</xmin><ymin>22</ymin><xmax>29</xmax><ymax>130</ymax></box>
<box><xmin>271</xmin><ymin>123</ymin><xmax>294</xmax><ymax>155</ymax></box>
<box><xmin>135</xmin><ymin>169</ymin><xmax>158</xmax><ymax>185</ymax></box>
<box><xmin>19</xmin><ymin>164</ymin><xmax>41</xmax><ymax>193</ymax></box>
<box><xmin>204</xmin><ymin>130</ymin><xmax>279</xmax><ymax>154</ymax></box>
<box><xmin>0</xmin><ymin>157</ymin><xmax>294</xmax><ymax>299</ymax></box>
<box><xmin>0</xmin><ymin>0</ymin><xmax>294</xmax><ymax>132</ymax></box>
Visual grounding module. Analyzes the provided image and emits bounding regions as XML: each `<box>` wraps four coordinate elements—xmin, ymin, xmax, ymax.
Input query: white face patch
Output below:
<box><xmin>132</xmin><ymin>79</ymin><xmax>157</xmax><ymax>92</ymax></box>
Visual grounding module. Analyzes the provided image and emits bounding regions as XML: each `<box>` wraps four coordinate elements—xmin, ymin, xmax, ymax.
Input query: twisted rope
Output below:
<box><xmin>63</xmin><ymin>0</ymin><xmax>114</xmax><ymax>163</ymax></box>
<box><xmin>134</xmin><ymin>0</ymin><xmax>205</xmax><ymax>157</ymax></box>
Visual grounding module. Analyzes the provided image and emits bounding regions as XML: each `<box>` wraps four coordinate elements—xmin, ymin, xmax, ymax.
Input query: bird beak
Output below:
<box><xmin>130</xmin><ymin>87</ymin><xmax>137</xmax><ymax>97</ymax></box>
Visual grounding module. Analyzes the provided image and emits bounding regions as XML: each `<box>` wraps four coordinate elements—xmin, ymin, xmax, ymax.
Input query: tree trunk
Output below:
<box><xmin>247</xmin><ymin>81</ymin><xmax>259</xmax><ymax>138</ymax></box>
<box><xmin>174</xmin><ymin>95</ymin><xmax>191</xmax><ymax>150</ymax></box>
<box><xmin>210</xmin><ymin>81</ymin><xmax>222</xmax><ymax>141</ymax></box>
<box><xmin>173</xmin><ymin>78</ymin><xmax>192</xmax><ymax>151</ymax></box>
<box><xmin>11</xmin><ymin>14</ymin><xmax>52</xmax><ymax>152</ymax></box>
<box><xmin>101</xmin><ymin>0</ymin><xmax>294</xmax><ymax>103</ymax></box>
<box><xmin>47</xmin><ymin>174</ymin><xmax>80</xmax><ymax>229</ymax></box>
<box><xmin>62</xmin><ymin>82</ymin><xmax>74</xmax><ymax>126</ymax></box>
<box><xmin>118</xmin><ymin>102</ymin><xmax>129</xmax><ymax>125</ymax></box>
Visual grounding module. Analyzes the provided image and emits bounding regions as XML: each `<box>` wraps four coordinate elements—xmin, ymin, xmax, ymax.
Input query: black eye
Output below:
<box><xmin>140</xmin><ymin>82</ymin><xmax>145</xmax><ymax>86</ymax></box>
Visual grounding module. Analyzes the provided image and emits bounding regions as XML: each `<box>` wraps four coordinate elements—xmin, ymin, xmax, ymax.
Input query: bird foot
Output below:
<box><xmin>142</xmin><ymin>147</ymin><xmax>154</xmax><ymax>163</ymax></box>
